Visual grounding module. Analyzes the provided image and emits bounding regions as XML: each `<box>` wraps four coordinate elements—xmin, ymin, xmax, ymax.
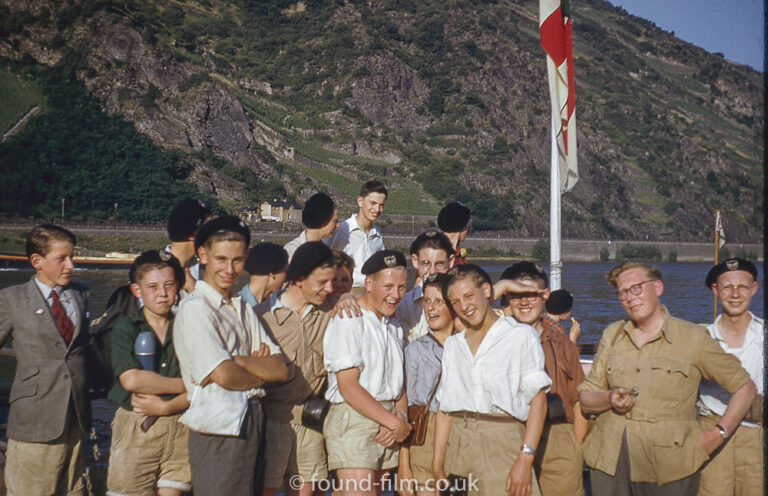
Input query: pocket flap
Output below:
<box><xmin>18</xmin><ymin>366</ymin><xmax>39</xmax><ymax>381</ymax></box>
<box><xmin>9</xmin><ymin>382</ymin><xmax>37</xmax><ymax>402</ymax></box>
<box><xmin>650</xmin><ymin>356</ymin><xmax>690</xmax><ymax>377</ymax></box>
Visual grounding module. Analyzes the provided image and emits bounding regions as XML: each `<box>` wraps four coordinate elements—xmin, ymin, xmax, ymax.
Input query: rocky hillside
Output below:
<box><xmin>0</xmin><ymin>0</ymin><xmax>762</xmax><ymax>241</ymax></box>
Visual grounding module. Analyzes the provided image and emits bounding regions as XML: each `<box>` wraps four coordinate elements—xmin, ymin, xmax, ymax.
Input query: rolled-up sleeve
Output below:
<box><xmin>323</xmin><ymin>316</ymin><xmax>364</xmax><ymax>373</ymax></box>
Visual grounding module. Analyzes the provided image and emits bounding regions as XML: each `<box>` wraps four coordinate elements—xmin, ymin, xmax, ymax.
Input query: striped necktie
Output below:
<box><xmin>50</xmin><ymin>290</ymin><xmax>74</xmax><ymax>344</ymax></box>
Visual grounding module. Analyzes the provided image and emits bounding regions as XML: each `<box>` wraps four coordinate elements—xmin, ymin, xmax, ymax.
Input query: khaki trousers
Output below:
<box><xmin>534</xmin><ymin>422</ymin><xmax>585</xmax><ymax>496</ymax></box>
<box><xmin>697</xmin><ymin>416</ymin><xmax>763</xmax><ymax>496</ymax></box>
<box><xmin>446</xmin><ymin>416</ymin><xmax>541</xmax><ymax>496</ymax></box>
<box><xmin>5</xmin><ymin>419</ymin><xmax>84</xmax><ymax>496</ymax></box>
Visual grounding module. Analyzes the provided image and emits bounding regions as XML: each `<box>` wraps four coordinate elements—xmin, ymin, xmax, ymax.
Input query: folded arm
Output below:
<box><xmin>119</xmin><ymin>369</ymin><xmax>186</xmax><ymax>395</ymax></box>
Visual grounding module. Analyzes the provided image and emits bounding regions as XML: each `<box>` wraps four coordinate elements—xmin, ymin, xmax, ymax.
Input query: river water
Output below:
<box><xmin>0</xmin><ymin>261</ymin><xmax>763</xmax><ymax>493</ymax></box>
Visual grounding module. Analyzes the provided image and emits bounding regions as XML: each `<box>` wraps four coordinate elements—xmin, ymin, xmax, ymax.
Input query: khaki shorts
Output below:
<box><xmin>535</xmin><ymin>422</ymin><xmax>585</xmax><ymax>496</ymax></box>
<box><xmin>5</xmin><ymin>418</ymin><xmax>84</xmax><ymax>496</ymax></box>
<box><xmin>106</xmin><ymin>407</ymin><xmax>191</xmax><ymax>495</ymax></box>
<box><xmin>408</xmin><ymin>411</ymin><xmax>437</xmax><ymax>485</ymax></box>
<box><xmin>698</xmin><ymin>415</ymin><xmax>763</xmax><ymax>496</ymax></box>
<box><xmin>446</xmin><ymin>416</ymin><xmax>541</xmax><ymax>496</ymax></box>
<box><xmin>324</xmin><ymin>401</ymin><xmax>399</xmax><ymax>471</ymax></box>
<box><xmin>263</xmin><ymin>420</ymin><xmax>328</xmax><ymax>488</ymax></box>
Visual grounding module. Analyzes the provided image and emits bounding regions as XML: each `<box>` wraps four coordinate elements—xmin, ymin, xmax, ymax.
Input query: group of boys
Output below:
<box><xmin>0</xmin><ymin>179</ymin><xmax>762</xmax><ymax>496</ymax></box>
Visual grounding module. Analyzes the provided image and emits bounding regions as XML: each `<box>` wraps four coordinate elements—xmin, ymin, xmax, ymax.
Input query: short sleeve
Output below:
<box><xmin>696</xmin><ymin>331</ymin><xmax>751</xmax><ymax>393</ymax></box>
<box><xmin>578</xmin><ymin>322</ymin><xmax>622</xmax><ymax>393</ymax></box>
<box><xmin>323</xmin><ymin>315</ymin><xmax>364</xmax><ymax>373</ymax></box>
<box><xmin>110</xmin><ymin>315</ymin><xmax>142</xmax><ymax>378</ymax></box>
<box><xmin>250</xmin><ymin>312</ymin><xmax>282</xmax><ymax>355</ymax></box>
<box><xmin>516</xmin><ymin>326</ymin><xmax>552</xmax><ymax>403</ymax></box>
<box><xmin>173</xmin><ymin>299</ymin><xmax>232</xmax><ymax>384</ymax></box>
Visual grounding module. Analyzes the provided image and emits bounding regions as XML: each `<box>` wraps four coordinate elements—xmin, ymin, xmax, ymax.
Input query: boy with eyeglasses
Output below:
<box><xmin>697</xmin><ymin>258</ymin><xmax>763</xmax><ymax>496</ymax></box>
<box><xmin>578</xmin><ymin>261</ymin><xmax>756</xmax><ymax>496</ymax></box>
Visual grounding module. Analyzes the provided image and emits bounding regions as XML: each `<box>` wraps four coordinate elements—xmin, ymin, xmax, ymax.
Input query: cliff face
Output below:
<box><xmin>0</xmin><ymin>0</ymin><xmax>762</xmax><ymax>241</ymax></box>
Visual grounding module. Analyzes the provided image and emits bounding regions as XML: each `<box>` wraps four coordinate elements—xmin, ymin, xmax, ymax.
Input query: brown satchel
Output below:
<box><xmin>406</xmin><ymin>335</ymin><xmax>442</xmax><ymax>446</ymax></box>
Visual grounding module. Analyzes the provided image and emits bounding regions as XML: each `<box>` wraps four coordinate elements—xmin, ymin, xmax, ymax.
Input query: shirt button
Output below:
<box><xmin>161</xmin><ymin>363</ymin><xmax>167</xmax><ymax>368</ymax></box>
<box><xmin>636</xmin><ymin>368</ymin><xmax>640</xmax><ymax>372</ymax></box>
<box><xmin>63</xmin><ymin>374</ymin><xmax>69</xmax><ymax>379</ymax></box>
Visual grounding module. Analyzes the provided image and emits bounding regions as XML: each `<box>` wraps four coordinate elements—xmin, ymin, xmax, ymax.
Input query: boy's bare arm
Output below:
<box><xmin>119</xmin><ymin>369</ymin><xmax>186</xmax><ymax>395</ymax></box>
<box><xmin>232</xmin><ymin>354</ymin><xmax>288</xmax><ymax>382</ymax></box>
<box><xmin>131</xmin><ymin>392</ymin><xmax>190</xmax><ymax>417</ymax></box>
<box><xmin>207</xmin><ymin>359</ymin><xmax>265</xmax><ymax>390</ymax></box>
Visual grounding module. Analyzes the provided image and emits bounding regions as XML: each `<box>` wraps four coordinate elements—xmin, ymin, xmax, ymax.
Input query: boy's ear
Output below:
<box><xmin>542</xmin><ymin>289</ymin><xmax>551</xmax><ymax>301</ymax></box>
<box><xmin>197</xmin><ymin>246</ymin><xmax>207</xmax><ymax>265</ymax></box>
<box><xmin>356</xmin><ymin>196</ymin><xmax>364</xmax><ymax>209</ymax></box>
<box><xmin>482</xmin><ymin>282</ymin><xmax>493</xmax><ymax>300</ymax></box>
<box><xmin>29</xmin><ymin>253</ymin><xmax>43</xmax><ymax>270</ymax></box>
<box><xmin>129</xmin><ymin>282</ymin><xmax>142</xmax><ymax>299</ymax></box>
<box><xmin>410</xmin><ymin>253</ymin><xmax>419</xmax><ymax>270</ymax></box>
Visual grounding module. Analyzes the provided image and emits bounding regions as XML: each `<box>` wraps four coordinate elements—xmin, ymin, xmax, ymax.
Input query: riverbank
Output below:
<box><xmin>0</xmin><ymin>221</ymin><xmax>762</xmax><ymax>262</ymax></box>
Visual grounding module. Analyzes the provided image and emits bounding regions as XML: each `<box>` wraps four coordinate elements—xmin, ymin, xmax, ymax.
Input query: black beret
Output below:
<box><xmin>361</xmin><ymin>250</ymin><xmax>407</xmax><ymax>275</ymax></box>
<box><xmin>705</xmin><ymin>257</ymin><xmax>758</xmax><ymax>288</ymax></box>
<box><xmin>167</xmin><ymin>198</ymin><xmax>212</xmax><ymax>242</ymax></box>
<box><xmin>244</xmin><ymin>242</ymin><xmax>288</xmax><ymax>275</ymax></box>
<box><xmin>545</xmin><ymin>289</ymin><xmax>574</xmax><ymax>315</ymax></box>
<box><xmin>129</xmin><ymin>249</ymin><xmax>185</xmax><ymax>286</ymax></box>
<box><xmin>303</xmin><ymin>193</ymin><xmax>336</xmax><ymax>229</ymax></box>
<box><xmin>194</xmin><ymin>215</ymin><xmax>251</xmax><ymax>252</ymax></box>
<box><xmin>437</xmin><ymin>201</ymin><xmax>471</xmax><ymax>233</ymax></box>
<box><xmin>500</xmin><ymin>262</ymin><xmax>548</xmax><ymax>288</ymax></box>
<box><xmin>286</xmin><ymin>241</ymin><xmax>335</xmax><ymax>281</ymax></box>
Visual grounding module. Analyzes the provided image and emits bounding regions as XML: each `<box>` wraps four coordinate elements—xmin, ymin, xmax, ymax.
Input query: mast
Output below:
<box><xmin>549</xmin><ymin>115</ymin><xmax>562</xmax><ymax>290</ymax></box>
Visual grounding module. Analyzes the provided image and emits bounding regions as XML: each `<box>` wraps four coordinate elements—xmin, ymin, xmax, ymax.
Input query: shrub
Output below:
<box><xmin>532</xmin><ymin>239</ymin><xmax>549</xmax><ymax>262</ymax></box>
<box><xmin>616</xmin><ymin>244</ymin><xmax>662</xmax><ymax>262</ymax></box>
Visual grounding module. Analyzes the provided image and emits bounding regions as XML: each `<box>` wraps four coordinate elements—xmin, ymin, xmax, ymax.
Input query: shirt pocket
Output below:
<box><xmin>605</xmin><ymin>355</ymin><xmax>629</xmax><ymax>389</ymax></box>
<box><xmin>649</xmin><ymin>356</ymin><xmax>691</xmax><ymax>401</ymax></box>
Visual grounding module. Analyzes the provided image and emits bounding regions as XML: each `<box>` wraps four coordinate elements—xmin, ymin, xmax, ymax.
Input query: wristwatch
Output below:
<box><xmin>521</xmin><ymin>444</ymin><xmax>536</xmax><ymax>456</ymax></box>
<box><xmin>715</xmin><ymin>423</ymin><xmax>729</xmax><ymax>439</ymax></box>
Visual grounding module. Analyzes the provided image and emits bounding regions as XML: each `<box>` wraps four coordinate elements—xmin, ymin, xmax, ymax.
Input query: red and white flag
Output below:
<box><xmin>540</xmin><ymin>0</ymin><xmax>578</xmax><ymax>192</ymax></box>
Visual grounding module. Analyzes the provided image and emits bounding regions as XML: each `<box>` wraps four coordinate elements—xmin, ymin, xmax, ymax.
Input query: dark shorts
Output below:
<box><xmin>188</xmin><ymin>398</ymin><xmax>263</xmax><ymax>496</ymax></box>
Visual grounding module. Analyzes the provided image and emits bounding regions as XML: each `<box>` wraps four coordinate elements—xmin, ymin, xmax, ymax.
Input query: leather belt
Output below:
<box><xmin>450</xmin><ymin>411</ymin><xmax>519</xmax><ymax>423</ymax></box>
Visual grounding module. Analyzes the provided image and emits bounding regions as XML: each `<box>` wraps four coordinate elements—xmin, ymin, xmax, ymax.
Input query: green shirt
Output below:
<box><xmin>107</xmin><ymin>310</ymin><xmax>181</xmax><ymax>410</ymax></box>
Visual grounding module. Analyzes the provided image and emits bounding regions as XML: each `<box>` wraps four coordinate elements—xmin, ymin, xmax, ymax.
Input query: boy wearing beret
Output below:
<box><xmin>323</xmin><ymin>250</ymin><xmax>412</xmax><ymax>495</ymax></box>
<box><xmin>329</xmin><ymin>181</ymin><xmax>388</xmax><ymax>289</ymax></box>
<box><xmin>697</xmin><ymin>258</ymin><xmax>763</xmax><ymax>496</ymax></box>
<box><xmin>284</xmin><ymin>192</ymin><xmax>339</xmax><ymax>261</ymax></box>
<box><xmin>240</xmin><ymin>242</ymin><xmax>289</xmax><ymax>307</ymax></box>
<box><xmin>106</xmin><ymin>251</ymin><xmax>191</xmax><ymax>496</ymax></box>
<box><xmin>436</xmin><ymin>202</ymin><xmax>471</xmax><ymax>268</ymax></box>
<box><xmin>173</xmin><ymin>216</ymin><xmax>288</xmax><ymax>496</ymax></box>
<box><xmin>166</xmin><ymin>198</ymin><xmax>212</xmax><ymax>293</ymax></box>
<box><xmin>256</xmin><ymin>242</ymin><xmax>338</xmax><ymax>496</ymax></box>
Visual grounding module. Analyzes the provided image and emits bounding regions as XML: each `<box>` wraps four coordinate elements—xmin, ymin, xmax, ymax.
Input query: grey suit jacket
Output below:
<box><xmin>0</xmin><ymin>278</ymin><xmax>93</xmax><ymax>442</ymax></box>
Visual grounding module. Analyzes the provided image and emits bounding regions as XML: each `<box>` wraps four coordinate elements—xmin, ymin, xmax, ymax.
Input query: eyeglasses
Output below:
<box><xmin>617</xmin><ymin>280</ymin><xmax>656</xmax><ymax>300</ymax></box>
<box><xmin>419</xmin><ymin>260</ymin><xmax>448</xmax><ymax>271</ymax></box>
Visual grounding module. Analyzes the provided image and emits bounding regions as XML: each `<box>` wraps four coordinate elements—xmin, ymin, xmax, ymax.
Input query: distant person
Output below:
<box><xmin>543</xmin><ymin>288</ymin><xmax>581</xmax><ymax>343</ymax></box>
<box><xmin>437</xmin><ymin>201</ymin><xmax>471</xmax><ymax>268</ymax></box>
<box><xmin>0</xmin><ymin>225</ymin><xmax>98</xmax><ymax>495</ymax></box>
<box><xmin>395</xmin><ymin>230</ymin><xmax>454</xmax><ymax>343</ymax></box>
<box><xmin>399</xmin><ymin>273</ymin><xmax>454</xmax><ymax>496</ymax></box>
<box><xmin>329</xmin><ymin>250</ymin><xmax>355</xmax><ymax>303</ymax></box>
<box><xmin>284</xmin><ymin>192</ymin><xmax>339</xmax><ymax>260</ymax></box>
<box><xmin>498</xmin><ymin>262</ymin><xmax>587</xmax><ymax>496</ymax></box>
<box><xmin>697</xmin><ymin>258</ymin><xmax>763</xmax><ymax>496</ymax></box>
<box><xmin>433</xmin><ymin>264</ymin><xmax>550</xmax><ymax>496</ymax></box>
<box><xmin>579</xmin><ymin>262</ymin><xmax>756</xmax><ymax>496</ymax></box>
<box><xmin>256</xmin><ymin>242</ymin><xmax>337</xmax><ymax>496</ymax></box>
<box><xmin>329</xmin><ymin>180</ymin><xmax>388</xmax><ymax>289</ymax></box>
<box><xmin>166</xmin><ymin>198</ymin><xmax>213</xmax><ymax>293</ymax></box>
<box><xmin>323</xmin><ymin>250</ymin><xmax>411</xmax><ymax>496</ymax></box>
<box><xmin>106</xmin><ymin>250</ymin><xmax>191</xmax><ymax>496</ymax></box>
<box><xmin>173</xmin><ymin>216</ymin><xmax>288</xmax><ymax>496</ymax></box>
<box><xmin>240</xmin><ymin>242</ymin><xmax>289</xmax><ymax>307</ymax></box>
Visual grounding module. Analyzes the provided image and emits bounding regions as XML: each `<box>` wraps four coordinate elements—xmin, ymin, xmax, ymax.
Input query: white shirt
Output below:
<box><xmin>323</xmin><ymin>309</ymin><xmax>405</xmax><ymax>403</ymax></box>
<box><xmin>173</xmin><ymin>280</ymin><xmax>281</xmax><ymax>434</ymax></box>
<box><xmin>284</xmin><ymin>231</ymin><xmax>307</xmax><ymax>261</ymax></box>
<box><xmin>436</xmin><ymin>317</ymin><xmax>551</xmax><ymax>421</ymax></box>
<box><xmin>698</xmin><ymin>312</ymin><xmax>763</xmax><ymax>427</ymax></box>
<box><xmin>396</xmin><ymin>281</ymin><xmax>430</xmax><ymax>343</ymax></box>
<box><xmin>328</xmin><ymin>214</ymin><xmax>385</xmax><ymax>287</ymax></box>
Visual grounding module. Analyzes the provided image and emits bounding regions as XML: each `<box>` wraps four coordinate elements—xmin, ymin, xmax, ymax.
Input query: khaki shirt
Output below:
<box><xmin>578</xmin><ymin>307</ymin><xmax>750</xmax><ymax>485</ymax></box>
<box><xmin>257</xmin><ymin>290</ymin><xmax>333</xmax><ymax>423</ymax></box>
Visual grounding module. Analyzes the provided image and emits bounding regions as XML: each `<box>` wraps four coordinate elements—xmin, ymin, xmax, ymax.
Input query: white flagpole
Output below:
<box><xmin>550</xmin><ymin>114</ymin><xmax>562</xmax><ymax>290</ymax></box>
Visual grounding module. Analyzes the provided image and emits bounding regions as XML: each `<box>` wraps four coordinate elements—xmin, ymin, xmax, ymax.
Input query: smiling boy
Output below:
<box><xmin>173</xmin><ymin>216</ymin><xmax>288</xmax><ymax>496</ymax></box>
<box><xmin>433</xmin><ymin>264</ymin><xmax>551</xmax><ymax>496</ymax></box>
<box><xmin>0</xmin><ymin>225</ymin><xmax>95</xmax><ymax>495</ymax></box>
<box><xmin>107</xmin><ymin>250</ymin><xmax>191</xmax><ymax>496</ymax></box>
<box><xmin>329</xmin><ymin>180</ymin><xmax>388</xmax><ymax>289</ymax></box>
